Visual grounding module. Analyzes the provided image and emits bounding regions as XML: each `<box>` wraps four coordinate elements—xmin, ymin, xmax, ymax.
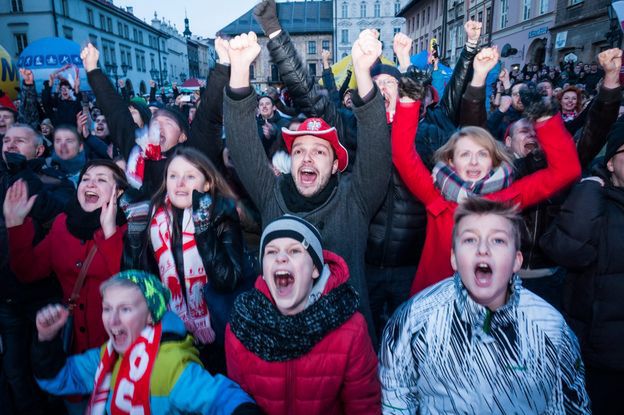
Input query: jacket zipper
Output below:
<box><xmin>527</xmin><ymin>210</ymin><xmax>539</xmax><ymax>268</ymax></box>
<box><xmin>286</xmin><ymin>360</ymin><xmax>295</xmax><ymax>414</ymax></box>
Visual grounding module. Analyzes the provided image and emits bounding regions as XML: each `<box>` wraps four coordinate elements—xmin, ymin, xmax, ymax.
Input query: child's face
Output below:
<box><xmin>451</xmin><ymin>213</ymin><xmax>522</xmax><ymax>311</ymax></box>
<box><xmin>262</xmin><ymin>237</ymin><xmax>320</xmax><ymax>316</ymax></box>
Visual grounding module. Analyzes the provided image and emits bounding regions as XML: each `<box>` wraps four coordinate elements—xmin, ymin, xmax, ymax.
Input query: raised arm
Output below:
<box><xmin>18</xmin><ymin>68</ymin><xmax>41</xmax><ymax>129</ymax></box>
<box><xmin>391</xmin><ymin>99</ymin><xmax>441</xmax><ymax>207</ymax></box>
<box><xmin>459</xmin><ymin>47</ymin><xmax>500</xmax><ymax>128</ymax></box>
<box><xmin>224</xmin><ymin>32</ymin><xmax>275</xmax><ymax>212</ymax></box>
<box><xmin>81</xmin><ymin>43</ymin><xmax>137</xmax><ymax>159</ymax></box>
<box><xmin>576</xmin><ymin>48</ymin><xmax>622</xmax><ymax>168</ymax></box>
<box><xmin>489</xmin><ymin>92</ymin><xmax>581</xmax><ymax>208</ymax></box>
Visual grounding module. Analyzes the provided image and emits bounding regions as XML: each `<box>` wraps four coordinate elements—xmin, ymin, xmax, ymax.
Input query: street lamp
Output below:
<box><xmin>121</xmin><ymin>63</ymin><xmax>129</xmax><ymax>77</ymax></box>
<box><xmin>161</xmin><ymin>69</ymin><xmax>168</xmax><ymax>85</ymax></box>
<box><xmin>149</xmin><ymin>68</ymin><xmax>160</xmax><ymax>85</ymax></box>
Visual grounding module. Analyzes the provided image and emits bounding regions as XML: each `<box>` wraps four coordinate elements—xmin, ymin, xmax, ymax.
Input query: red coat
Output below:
<box><xmin>9</xmin><ymin>214</ymin><xmax>126</xmax><ymax>354</ymax></box>
<box><xmin>225</xmin><ymin>251</ymin><xmax>381</xmax><ymax>415</ymax></box>
<box><xmin>392</xmin><ymin>101</ymin><xmax>581</xmax><ymax>296</ymax></box>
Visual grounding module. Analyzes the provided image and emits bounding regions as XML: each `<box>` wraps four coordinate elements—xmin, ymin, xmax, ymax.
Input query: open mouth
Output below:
<box><xmin>299</xmin><ymin>167</ymin><xmax>318</xmax><ymax>185</ymax></box>
<box><xmin>273</xmin><ymin>270</ymin><xmax>295</xmax><ymax>296</ymax></box>
<box><xmin>84</xmin><ymin>190</ymin><xmax>99</xmax><ymax>203</ymax></box>
<box><xmin>474</xmin><ymin>263</ymin><xmax>493</xmax><ymax>287</ymax></box>
<box><xmin>465</xmin><ymin>170</ymin><xmax>483</xmax><ymax>180</ymax></box>
<box><xmin>111</xmin><ymin>328</ymin><xmax>128</xmax><ymax>347</ymax></box>
<box><xmin>523</xmin><ymin>141</ymin><xmax>537</xmax><ymax>153</ymax></box>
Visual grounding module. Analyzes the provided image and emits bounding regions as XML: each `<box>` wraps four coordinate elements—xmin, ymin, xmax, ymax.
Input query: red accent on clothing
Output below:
<box><xmin>390</xmin><ymin>101</ymin><xmax>581</xmax><ymax>296</ymax></box>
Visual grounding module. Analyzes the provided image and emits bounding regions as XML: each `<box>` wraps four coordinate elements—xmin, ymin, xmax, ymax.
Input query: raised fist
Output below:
<box><xmin>352</xmin><ymin>29</ymin><xmax>382</xmax><ymax>71</ymax></box>
<box><xmin>19</xmin><ymin>68</ymin><xmax>34</xmax><ymax>85</ymax></box>
<box><xmin>80</xmin><ymin>43</ymin><xmax>100</xmax><ymax>72</ymax></box>
<box><xmin>473</xmin><ymin>47</ymin><xmax>500</xmax><ymax>76</ymax></box>
<box><xmin>215</xmin><ymin>37</ymin><xmax>230</xmax><ymax>64</ymax></box>
<box><xmin>393</xmin><ymin>33</ymin><xmax>412</xmax><ymax>60</ymax></box>
<box><xmin>36</xmin><ymin>304</ymin><xmax>69</xmax><ymax>342</ymax></box>
<box><xmin>227</xmin><ymin>32</ymin><xmax>262</xmax><ymax>69</ymax></box>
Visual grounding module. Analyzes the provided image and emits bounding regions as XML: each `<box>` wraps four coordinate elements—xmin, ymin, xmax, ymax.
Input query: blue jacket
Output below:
<box><xmin>36</xmin><ymin>312</ymin><xmax>256</xmax><ymax>415</ymax></box>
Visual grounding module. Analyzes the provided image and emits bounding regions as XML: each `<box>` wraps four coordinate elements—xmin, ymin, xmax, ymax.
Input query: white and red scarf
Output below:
<box><xmin>126</xmin><ymin>126</ymin><xmax>164</xmax><ymax>189</ymax></box>
<box><xmin>149</xmin><ymin>204</ymin><xmax>215</xmax><ymax>344</ymax></box>
<box><xmin>87</xmin><ymin>323</ymin><xmax>162</xmax><ymax>415</ymax></box>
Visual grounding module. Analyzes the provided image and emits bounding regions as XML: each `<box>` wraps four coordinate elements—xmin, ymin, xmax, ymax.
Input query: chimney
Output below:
<box><xmin>126</xmin><ymin>6</ymin><xmax>133</xmax><ymax>14</ymax></box>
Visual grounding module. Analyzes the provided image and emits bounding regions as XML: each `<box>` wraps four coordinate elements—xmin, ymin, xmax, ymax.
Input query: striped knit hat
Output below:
<box><xmin>260</xmin><ymin>215</ymin><xmax>324</xmax><ymax>272</ymax></box>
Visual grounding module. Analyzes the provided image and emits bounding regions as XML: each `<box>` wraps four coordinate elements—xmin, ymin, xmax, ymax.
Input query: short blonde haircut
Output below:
<box><xmin>434</xmin><ymin>126</ymin><xmax>514</xmax><ymax>169</ymax></box>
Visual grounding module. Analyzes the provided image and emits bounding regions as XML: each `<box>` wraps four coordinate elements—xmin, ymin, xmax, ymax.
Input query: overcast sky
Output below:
<box><xmin>115</xmin><ymin>0</ymin><xmax>269</xmax><ymax>38</ymax></box>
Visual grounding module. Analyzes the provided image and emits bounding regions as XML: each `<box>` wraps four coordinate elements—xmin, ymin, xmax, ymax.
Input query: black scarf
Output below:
<box><xmin>279</xmin><ymin>174</ymin><xmax>338</xmax><ymax>213</ymax></box>
<box><xmin>230</xmin><ymin>283</ymin><xmax>359</xmax><ymax>362</ymax></box>
<box><xmin>65</xmin><ymin>197</ymin><xmax>127</xmax><ymax>241</ymax></box>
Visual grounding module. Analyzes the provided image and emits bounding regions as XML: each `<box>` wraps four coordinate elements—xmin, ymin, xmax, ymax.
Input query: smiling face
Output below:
<box><xmin>150</xmin><ymin>114</ymin><xmax>186</xmax><ymax>152</ymax></box>
<box><xmin>561</xmin><ymin>91</ymin><xmax>578</xmax><ymax>112</ymax></box>
<box><xmin>77</xmin><ymin>165</ymin><xmax>118</xmax><ymax>212</ymax></box>
<box><xmin>263</xmin><ymin>237</ymin><xmax>320</xmax><ymax>316</ymax></box>
<box><xmin>54</xmin><ymin>129</ymin><xmax>83</xmax><ymax>160</ymax></box>
<box><xmin>102</xmin><ymin>285</ymin><xmax>152</xmax><ymax>354</ymax></box>
<box><xmin>505</xmin><ymin>119</ymin><xmax>538</xmax><ymax>158</ymax></box>
<box><xmin>290</xmin><ymin>135</ymin><xmax>338</xmax><ymax>197</ymax></box>
<box><xmin>449</xmin><ymin>136</ymin><xmax>493</xmax><ymax>182</ymax></box>
<box><xmin>165</xmin><ymin>155</ymin><xmax>210</xmax><ymax>209</ymax></box>
<box><xmin>258</xmin><ymin>97</ymin><xmax>275</xmax><ymax>119</ymax></box>
<box><xmin>94</xmin><ymin>115</ymin><xmax>109</xmax><ymax>138</ymax></box>
<box><xmin>60</xmin><ymin>84</ymin><xmax>70</xmax><ymax>100</ymax></box>
<box><xmin>451</xmin><ymin>213</ymin><xmax>523</xmax><ymax>311</ymax></box>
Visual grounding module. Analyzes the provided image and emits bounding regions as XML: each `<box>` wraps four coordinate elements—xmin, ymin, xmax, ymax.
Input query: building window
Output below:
<box><xmin>100</xmin><ymin>14</ymin><xmax>106</xmax><ymax>30</ymax></box>
<box><xmin>523</xmin><ymin>0</ymin><xmax>531</xmax><ymax>20</ymax></box>
<box><xmin>416</xmin><ymin>13</ymin><xmax>419</xmax><ymax>29</ymax></box>
<box><xmin>87</xmin><ymin>9</ymin><xmax>94</xmax><ymax>26</ymax></box>
<box><xmin>14</xmin><ymin>33</ymin><xmax>28</xmax><ymax>54</ymax></box>
<box><xmin>322</xmin><ymin>40</ymin><xmax>330</xmax><ymax>50</ymax></box>
<box><xmin>360</xmin><ymin>1</ymin><xmax>366</xmax><ymax>18</ymax></box>
<box><xmin>138</xmin><ymin>32</ymin><xmax>143</xmax><ymax>44</ymax></box>
<box><xmin>341</xmin><ymin>2</ymin><xmax>348</xmax><ymax>18</ymax></box>
<box><xmin>308</xmin><ymin>41</ymin><xmax>316</xmax><ymax>55</ymax></box>
<box><xmin>427</xmin><ymin>6</ymin><xmax>431</xmax><ymax>24</ymax></box>
<box><xmin>124</xmin><ymin>25</ymin><xmax>129</xmax><ymax>39</ymax></box>
<box><xmin>395</xmin><ymin>0</ymin><xmax>401</xmax><ymax>15</ymax></box>
<box><xmin>393</xmin><ymin>27</ymin><xmax>401</xmax><ymax>36</ymax></box>
<box><xmin>271</xmin><ymin>64</ymin><xmax>279</xmax><ymax>82</ymax></box>
<box><xmin>249</xmin><ymin>64</ymin><xmax>255</xmax><ymax>80</ymax></box>
<box><xmin>63</xmin><ymin>26</ymin><xmax>73</xmax><ymax>40</ymax></box>
<box><xmin>107</xmin><ymin>17</ymin><xmax>113</xmax><ymax>33</ymax></box>
<box><xmin>485</xmin><ymin>7</ymin><xmax>491</xmax><ymax>33</ymax></box>
<box><xmin>61</xmin><ymin>0</ymin><xmax>69</xmax><ymax>16</ymax></box>
<box><xmin>11</xmin><ymin>0</ymin><xmax>23</xmax><ymax>12</ymax></box>
<box><xmin>374</xmin><ymin>1</ymin><xmax>381</xmax><ymax>17</ymax></box>
<box><xmin>133</xmin><ymin>28</ymin><xmax>138</xmax><ymax>41</ymax></box>
<box><xmin>568</xmin><ymin>0</ymin><xmax>583</xmax><ymax>5</ymax></box>
<box><xmin>540</xmin><ymin>0</ymin><xmax>549</xmax><ymax>14</ymax></box>
<box><xmin>308</xmin><ymin>63</ymin><xmax>317</xmax><ymax>77</ymax></box>
<box><xmin>118</xmin><ymin>22</ymin><xmax>124</xmax><ymax>36</ymax></box>
<box><xmin>500</xmin><ymin>0</ymin><xmax>508</xmax><ymax>29</ymax></box>
<box><xmin>341</xmin><ymin>29</ymin><xmax>349</xmax><ymax>44</ymax></box>
<box><xmin>478</xmin><ymin>11</ymin><xmax>483</xmax><ymax>23</ymax></box>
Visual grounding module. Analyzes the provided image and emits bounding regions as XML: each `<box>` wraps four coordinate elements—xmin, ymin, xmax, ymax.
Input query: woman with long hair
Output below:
<box><xmin>558</xmin><ymin>85</ymin><xmax>583</xmax><ymax>122</ymax></box>
<box><xmin>125</xmin><ymin>146</ymin><xmax>253</xmax><ymax>372</ymax></box>
<box><xmin>391</xmin><ymin>90</ymin><xmax>581</xmax><ymax>296</ymax></box>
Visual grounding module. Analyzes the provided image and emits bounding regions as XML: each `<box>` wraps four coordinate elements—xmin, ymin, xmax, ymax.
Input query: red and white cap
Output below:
<box><xmin>281</xmin><ymin>118</ymin><xmax>349</xmax><ymax>172</ymax></box>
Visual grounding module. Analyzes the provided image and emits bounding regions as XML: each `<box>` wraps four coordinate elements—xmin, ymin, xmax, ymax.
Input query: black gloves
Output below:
<box><xmin>520</xmin><ymin>83</ymin><xmax>560</xmax><ymax>121</ymax></box>
<box><xmin>254</xmin><ymin>0</ymin><xmax>281</xmax><ymax>36</ymax></box>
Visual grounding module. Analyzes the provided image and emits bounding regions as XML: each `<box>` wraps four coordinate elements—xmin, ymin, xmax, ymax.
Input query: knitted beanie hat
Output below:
<box><xmin>260</xmin><ymin>215</ymin><xmax>324</xmax><ymax>272</ymax></box>
<box><xmin>109</xmin><ymin>270</ymin><xmax>171</xmax><ymax>322</ymax></box>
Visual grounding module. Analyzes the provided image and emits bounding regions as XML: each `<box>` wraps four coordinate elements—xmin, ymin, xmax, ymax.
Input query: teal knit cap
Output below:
<box><xmin>110</xmin><ymin>270</ymin><xmax>171</xmax><ymax>322</ymax></box>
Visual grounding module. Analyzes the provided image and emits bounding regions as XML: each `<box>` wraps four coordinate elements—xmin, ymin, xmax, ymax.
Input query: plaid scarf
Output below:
<box><xmin>87</xmin><ymin>323</ymin><xmax>162</xmax><ymax>415</ymax></box>
<box><xmin>432</xmin><ymin>161</ymin><xmax>514</xmax><ymax>203</ymax></box>
<box><xmin>230</xmin><ymin>283</ymin><xmax>358</xmax><ymax>362</ymax></box>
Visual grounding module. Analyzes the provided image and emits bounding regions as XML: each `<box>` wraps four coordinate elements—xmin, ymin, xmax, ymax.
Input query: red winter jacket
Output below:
<box><xmin>391</xmin><ymin>101</ymin><xmax>581</xmax><ymax>296</ymax></box>
<box><xmin>225</xmin><ymin>250</ymin><xmax>381</xmax><ymax>415</ymax></box>
<box><xmin>9</xmin><ymin>214</ymin><xmax>126</xmax><ymax>354</ymax></box>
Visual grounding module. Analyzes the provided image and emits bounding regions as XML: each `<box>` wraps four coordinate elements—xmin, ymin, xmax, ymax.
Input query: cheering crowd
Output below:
<box><xmin>1</xmin><ymin>0</ymin><xmax>623</xmax><ymax>413</ymax></box>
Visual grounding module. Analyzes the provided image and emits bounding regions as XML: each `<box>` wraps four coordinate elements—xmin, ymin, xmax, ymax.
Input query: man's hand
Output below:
<box><xmin>149</xmin><ymin>79</ymin><xmax>156</xmax><ymax>88</ymax></box>
<box><xmin>321</xmin><ymin>49</ymin><xmax>331</xmax><ymax>69</ymax></box>
<box><xmin>254</xmin><ymin>0</ymin><xmax>281</xmax><ymax>38</ymax></box>
<box><xmin>117</xmin><ymin>79</ymin><xmax>125</xmax><ymax>88</ymax></box>
<box><xmin>36</xmin><ymin>304</ymin><xmax>69</xmax><ymax>342</ymax></box>
<box><xmin>352</xmin><ymin>29</ymin><xmax>382</xmax><ymax>72</ymax></box>
<box><xmin>598</xmin><ymin>48</ymin><xmax>622</xmax><ymax>89</ymax></box>
<box><xmin>215</xmin><ymin>36</ymin><xmax>230</xmax><ymax>65</ymax></box>
<box><xmin>472</xmin><ymin>47</ymin><xmax>500</xmax><ymax>87</ymax></box>
<box><xmin>76</xmin><ymin>111</ymin><xmax>89</xmax><ymax>138</ymax></box>
<box><xmin>227</xmin><ymin>32</ymin><xmax>262</xmax><ymax>89</ymax></box>
<box><xmin>498</xmin><ymin>95</ymin><xmax>512</xmax><ymax>113</ymax></box>
<box><xmin>80</xmin><ymin>43</ymin><xmax>100</xmax><ymax>72</ymax></box>
<box><xmin>19</xmin><ymin>68</ymin><xmax>34</xmax><ymax>85</ymax></box>
<box><xmin>464</xmin><ymin>20</ymin><xmax>482</xmax><ymax>44</ymax></box>
<box><xmin>393</xmin><ymin>33</ymin><xmax>412</xmax><ymax>72</ymax></box>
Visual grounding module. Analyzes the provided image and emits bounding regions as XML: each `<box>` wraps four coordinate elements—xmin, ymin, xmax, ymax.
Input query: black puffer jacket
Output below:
<box><xmin>540</xmin><ymin>168</ymin><xmax>624</xmax><ymax>370</ymax></box>
<box><xmin>267</xmin><ymin>31</ymin><xmax>480</xmax><ymax>266</ymax></box>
